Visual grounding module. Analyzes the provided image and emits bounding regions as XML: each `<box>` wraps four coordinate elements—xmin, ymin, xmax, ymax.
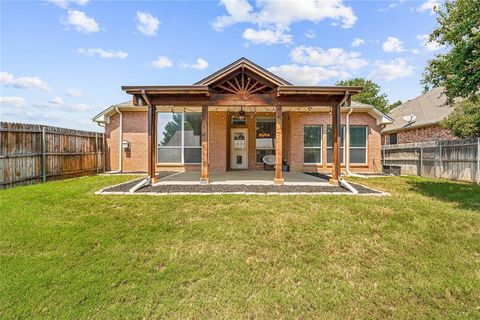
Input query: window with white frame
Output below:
<box><xmin>327</xmin><ymin>126</ymin><xmax>345</xmax><ymax>163</ymax></box>
<box><xmin>157</xmin><ymin>112</ymin><xmax>202</xmax><ymax>163</ymax></box>
<box><xmin>349</xmin><ymin>126</ymin><xmax>368</xmax><ymax>164</ymax></box>
<box><xmin>303</xmin><ymin>125</ymin><xmax>322</xmax><ymax>164</ymax></box>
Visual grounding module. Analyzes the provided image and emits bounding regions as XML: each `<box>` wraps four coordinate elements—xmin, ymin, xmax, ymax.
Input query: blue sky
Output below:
<box><xmin>1</xmin><ymin>0</ymin><xmax>444</xmax><ymax>131</ymax></box>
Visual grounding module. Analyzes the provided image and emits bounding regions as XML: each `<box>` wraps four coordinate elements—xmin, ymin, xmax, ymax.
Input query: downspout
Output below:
<box><xmin>108</xmin><ymin>107</ymin><xmax>123</xmax><ymax>173</ymax></box>
<box><xmin>345</xmin><ymin>107</ymin><xmax>367</xmax><ymax>178</ymax></box>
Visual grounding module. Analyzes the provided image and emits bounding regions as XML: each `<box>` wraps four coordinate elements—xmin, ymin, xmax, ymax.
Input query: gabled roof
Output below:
<box><xmin>383</xmin><ymin>87</ymin><xmax>453</xmax><ymax>133</ymax></box>
<box><xmin>194</xmin><ymin>57</ymin><xmax>292</xmax><ymax>87</ymax></box>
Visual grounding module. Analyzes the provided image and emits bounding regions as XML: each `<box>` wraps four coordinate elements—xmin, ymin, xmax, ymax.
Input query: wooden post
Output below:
<box><xmin>41</xmin><ymin>127</ymin><xmax>46</xmax><ymax>182</ymax></box>
<box><xmin>95</xmin><ymin>133</ymin><xmax>99</xmax><ymax>174</ymax></box>
<box><xmin>330</xmin><ymin>105</ymin><xmax>341</xmax><ymax>185</ymax></box>
<box><xmin>439</xmin><ymin>141</ymin><xmax>443</xmax><ymax>179</ymax></box>
<box><xmin>420</xmin><ymin>146</ymin><xmax>424</xmax><ymax>177</ymax></box>
<box><xmin>200</xmin><ymin>105</ymin><xmax>209</xmax><ymax>184</ymax></box>
<box><xmin>102</xmin><ymin>133</ymin><xmax>106</xmax><ymax>173</ymax></box>
<box><xmin>274</xmin><ymin>105</ymin><xmax>284</xmax><ymax>185</ymax></box>
<box><xmin>147</xmin><ymin>104</ymin><xmax>157</xmax><ymax>182</ymax></box>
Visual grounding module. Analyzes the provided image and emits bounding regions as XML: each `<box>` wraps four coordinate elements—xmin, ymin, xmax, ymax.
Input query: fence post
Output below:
<box><xmin>420</xmin><ymin>146</ymin><xmax>423</xmax><ymax>177</ymax></box>
<box><xmin>438</xmin><ymin>141</ymin><xmax>443</xmax><ymax>179</ymax></box>
<box><xmin>41</xmin><ymin>127</ymin><xmax>46</xmax><ymax>182</ymax></box>
<box><xmin>95</xmin><ymin>133</ymin><xmax>99</xmax><ymax>174</ymax></box>
<box><xmin>103</xmin><ymin>133</ymin><xmax>106</xmax><ymax>173</ymax></box>
<box><xmin>477</xmin><ymin>137</ymin><xmax>480</xmax><ymax>184</ymax></box>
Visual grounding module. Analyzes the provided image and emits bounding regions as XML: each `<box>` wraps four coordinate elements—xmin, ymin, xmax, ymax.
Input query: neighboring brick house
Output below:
<box><xmin>93</xmin><ymin>58</ymin><xmax>393</xmax><ymax>183</ymax></box>
<box><xmin>383</xmin><ymin>87</ymin><xmax>456</xmax><ymax>145</ymax></box>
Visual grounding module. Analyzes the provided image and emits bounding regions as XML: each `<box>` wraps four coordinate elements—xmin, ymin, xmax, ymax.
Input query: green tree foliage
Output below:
<box><xmin>422</xmin><ymin>0</ymin><xmax>480</xmax><ymax>102</ymax></box>
<box><xmin>336</xmin><ymin>78</ymin><xmax>391</xmax><ymax>113</ymax></box>
<box><xmin>389</xmin><ymin>100</ymin><xmax>403</xmax><ymax>110</ymax></box>
<box><xmin>442</xmin><ymin>98</ymin><xmax>480</xmax><ymax>138</ymax></box>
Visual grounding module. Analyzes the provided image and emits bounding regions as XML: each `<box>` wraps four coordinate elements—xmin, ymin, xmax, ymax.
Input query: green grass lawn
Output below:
<box><xmin>1</xmin><ymin>175</ymin><xmax>479</xmax><ymax>319</ymax></box>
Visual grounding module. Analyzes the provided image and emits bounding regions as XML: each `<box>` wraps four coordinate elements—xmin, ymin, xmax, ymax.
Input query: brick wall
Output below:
<box><xmin>105</xmin><ymin>111</ymin><xmax>148</xmax><ymax>172</ymax></box>
<box><xmin>288</xmin><ymin>111</ymin><xmax>382</xmax><ymax>173</ymax></box>
<box><xmin>385</xmin><ymin>125</ymin><xmax>456</xmax><ymax>145</ymax></box>
<box><xmin>104</xmin><ymin>110</ymin><xmax>383</xmax><ymax>173</ymax></box>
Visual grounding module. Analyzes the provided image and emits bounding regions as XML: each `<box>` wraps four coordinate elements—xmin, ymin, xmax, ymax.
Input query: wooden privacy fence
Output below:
<box><xmin>382</xmin><ymin>138</ymin><xmax>480</xmax><ymax>184</ymax></box>
<box><xmin>0</xmin><ymin>122</ymin><xmax>105</xmax><ymax>189</ymax></box>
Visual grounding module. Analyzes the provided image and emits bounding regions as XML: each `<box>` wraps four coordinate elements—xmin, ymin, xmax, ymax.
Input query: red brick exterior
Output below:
<box><xmin>384</xmin><ymin>125</ymin><xmax>456</xmax><ymax>145</ymax></box>
<box><xmin>104</xmin><ymin>110</ymin><xmax>383</xmax><ymax>173</ymax></box>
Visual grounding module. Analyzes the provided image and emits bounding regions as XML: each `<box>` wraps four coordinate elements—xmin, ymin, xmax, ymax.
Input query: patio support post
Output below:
<box><xmin>274</xmin><ymin>105</ymin><xmax>284</xmax><ymax>185</ymax></box>
<box><xmin>330</xmin><ymin>104</ymin><xmax>341</xmax><ymax>185</ymax></box>
<box><xmin>147</xmin><ymin>104</ymin><xmax>157</xmax><ymax>183</ymax></box>
<box><xmin>200</xmin><ymin>105</ymin><xmax>209</xmax><ymax>184</ymax></box>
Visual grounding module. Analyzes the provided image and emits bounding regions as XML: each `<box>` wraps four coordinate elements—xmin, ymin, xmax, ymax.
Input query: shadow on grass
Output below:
<box><xmin>407</xmin><ymin>178</ymin><xmax>480</xmax><ymax>213</ymax></box>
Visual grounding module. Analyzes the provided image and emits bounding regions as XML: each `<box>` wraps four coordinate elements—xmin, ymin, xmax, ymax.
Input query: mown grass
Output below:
<box><xmin>0</xmin><ymin>175</ymin><xmax>479</xmax><ymax>319</ymax></box>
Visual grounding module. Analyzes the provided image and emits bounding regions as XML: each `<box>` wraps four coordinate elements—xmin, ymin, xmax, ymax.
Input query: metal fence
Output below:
<box><xmin>0</xmin><ymin>122</ymin><xmax>105</xmax><ymax>189</ymax></box>
<box><xmin>382</xmin><ymin>138</ymin><xmax>480</xmax><ymax>184</ymax></box>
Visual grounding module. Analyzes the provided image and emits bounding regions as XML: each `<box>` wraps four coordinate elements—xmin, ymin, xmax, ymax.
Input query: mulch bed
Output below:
<box><xmin>100</xmin><ymin>172</ymin><xmax>382</xmax><ymax>195</ymax></box>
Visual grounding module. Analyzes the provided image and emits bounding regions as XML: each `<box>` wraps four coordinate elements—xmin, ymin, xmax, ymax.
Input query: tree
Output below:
<box><xmin>389</xmin><ymin>100</ymin><xmax>403</xmax><ymax>110</ymax></box>
<box><xmin>422</xmin><ymin>0</ymin><xmax>480</xmax><ymax>102</ymax></box>
<box><xmin>336</xmin><ymin>78</ymin><xmax>390</xmax><ymax>113</ymax></box>
<box><xmin>442</xmin><ymin>98</ymin><xmax>480</xmax><ymax>138</ymax></box>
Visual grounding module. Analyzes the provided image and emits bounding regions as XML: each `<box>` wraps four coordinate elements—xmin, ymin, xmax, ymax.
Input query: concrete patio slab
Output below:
<box><xmin>153</xmin><ymin>171</ymin><xmax>331</xmax><ymax>186</ymax></box>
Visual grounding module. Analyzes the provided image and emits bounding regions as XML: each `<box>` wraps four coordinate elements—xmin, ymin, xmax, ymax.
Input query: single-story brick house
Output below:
<box><xmin>383</xmin><ymin>87</ymin><xmax>456</xmax><ymax>144</ymax></box>
<box><xmin>93</xmin><ymin>58</ymin><xmax>392</xmax><ymax>185</ymax></box>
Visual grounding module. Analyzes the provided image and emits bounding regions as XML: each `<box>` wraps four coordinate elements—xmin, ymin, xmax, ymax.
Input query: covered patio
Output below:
<box><xmin>122</xmin><ymin>58</ymin><xmax>362</xmax><ymax>186</ymax></box>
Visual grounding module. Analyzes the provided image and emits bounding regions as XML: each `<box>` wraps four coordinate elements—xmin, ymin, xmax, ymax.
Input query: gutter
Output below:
<box><xmin>107</xmin><ymin>107</ymin><xmax>123</xmax><ymax>173</ymax></box>
<box><xmin>345</xmin><ymin>107</ymin><xmax>367</xmax><ymax>179</ymax></box>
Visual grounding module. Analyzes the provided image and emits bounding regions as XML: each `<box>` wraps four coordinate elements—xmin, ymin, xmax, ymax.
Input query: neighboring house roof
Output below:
<box><xmin>383</xmin><ymin>87</ymin><xmax>453</xmax><ymax>133</ymax></box>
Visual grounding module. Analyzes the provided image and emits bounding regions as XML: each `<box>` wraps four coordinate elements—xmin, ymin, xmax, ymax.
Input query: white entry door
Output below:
<box><xmin>230</xmin><ymin>128</ymin><xmax>248</xmax><ymax>169</ymax></box>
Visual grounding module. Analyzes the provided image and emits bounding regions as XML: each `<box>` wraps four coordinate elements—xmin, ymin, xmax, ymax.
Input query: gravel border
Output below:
<box><xmin>98</xmin><ymin>176</ymin><xmax>384</xmax><ymax>196</ymax></box>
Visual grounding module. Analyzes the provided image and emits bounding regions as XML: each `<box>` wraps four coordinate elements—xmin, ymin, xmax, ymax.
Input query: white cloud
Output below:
<box><xmin>62</xmin><ymin>10</ymin><xmax>99</xmax><ymax>33</ymax></box>
<box><xmin>412</xmin><ymin>49</ymin><xmax>420</xmax><ymax>54</ymax></box>
<box><xmin>351</xmin><ymin>38</ymin><xmax>365</xmax><ymax>47</ymax></box>
<box><xmin>417</xmin><ymin>0</ymin><xmax>440</xmax><ymax>14</ymax></box>
<box><xmin>213</xmin><ymin>0</ymin><xmax>357</xmax><ymax>44</ymax></box>
<box><xmin>49</xmin><ymin>96</ymin><xmax>64</xmax><ymax>104</ymax></box>
<box><xmin>48</xmin><ymin>0</ymin><xmax>89</xmax><ymax>9</ymax></box>
<box><xmin>190</xmin><ymin>58</ymin><xmax>209</xmax><ymax>70</ymax></box>
<box><xmin>1</xmin><ymin>72</ymin><xmax>52</xmax><ymax>92</ymax></box>
<box><xmin>268</xmin><ymin>64</ymin><xmax>350</xmax><ymax>85</ymax></box>
<box><xmin>66</xmin><ymin>88</ymin><xmax>83</xmax><ymax>97</ymax></box>
<box><xmin>0</xmin><ymin>96</ymin><xmax>26</xmax><ymax>108</ymax></box>
<box><xmin>243</xmin><ymin>27</ymin><xmax>292</xmax><ymax>45</ymax></box>
<box><xmin>382</xmin><ymin>36</ymin><xmax>405</xmax><ymax>52</ymax></box>
<box><xmin>290</xmin><ymin>46</ymin><xmax>368</xmax><ymax>70</ymax></box>
<box><xmin>136</xmin><ymin>11</ymin><xmax>160</xmax><ymax>36</ymax></box>
<box><xmin>151</xmin><ymin>56</ymin><xmax>173</xmax><ymax>69</ymax></box>
<box><xmin>417</xmin><ymin>34</ymin><xmax>443</xmax><ymax>51</ymax></box>
<box><xmin>305</xmin><ymin>29</ymin><xmax>316</xmax><ymax>39</ymax></box>
<box><xmin>69</xmin><ymin>103</ymin><xmax>92</xmax><ymax>111</ymax></box>
<box><xmin>78</xmin><ymin>48</ymin><xmax>128</xmax><ymax>59</ymax></box>
<box><xmin>369</xmin><ymin>58</ymin><xmax>414</xmax><ymax>81</ymax></box>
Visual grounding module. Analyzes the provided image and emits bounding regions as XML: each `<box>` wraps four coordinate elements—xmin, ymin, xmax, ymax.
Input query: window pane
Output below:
<box><xmin>158</xmin><ymin>148</ymin><xmax>181</xmax><ymax>163</ymax></box>
<box><xmin>304</xmin><ymin>126</ymin><xmax>322</xmax><ymax>147</ymax></box>
<box><xmin>184</xmin><ymin>113</ymin><xmax>202</xmax><ymax>147</ymax></box>
<box><xmin>256</xmin><ymin>149</ymin><xmax>275</xmax><ymax>163</ymax></box>
<box><xmin>350</xmin><ymin>126</ymin><xmax>366</xmax><ymax>147</ymax></box>
<box><xmin>327</xmin><ymin>126</ymin><xmax>345</xmax><ymax>147</ymax></box>
<box><xmin>304</xmin><ymin>149</ymin><xmax>321</xmax><ymax>163</ymax></box>
<box><xmin>389</xmin><ymin>133</ymin><xmax>397</xmax><ymax>145</ymax></box>
<box><xmin>350</xmin><ymin>148</ymin><xmax>366</xmax><ymax>163</ymax></box>
<box><xmin>158</xmin><ymin>113</ymin><xmax>182</xmax><ymax>147</ymax></box>
<box><xmin>327</xmin><ymin>148</ymin><xmax>344</xmax><ymax>163</ymax></box>
<box><xmin>184</xmin><ymin>148</ymin><xmax>201</xmax><ymax>163</ymax></box>
<box><xmin>256</xmin><ymin>118</ymin><xmax>276</xmax><ymax>149</ymax></box>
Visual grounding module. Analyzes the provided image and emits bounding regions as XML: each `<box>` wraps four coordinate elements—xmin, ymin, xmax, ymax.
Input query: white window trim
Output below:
<box><xmin>303</xmin><ymin>125</ymin><xmax>322</xmax><ymax>164</ymax></box>
<box><xmin>349</xmin><ymin>126</ymin><xmax>368</xmax><ymax>165</ymax></box>
<box><xmin>157</xmin><ymin>112</ymin><xmax>202</xmax><ymax>165</ymax></box>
